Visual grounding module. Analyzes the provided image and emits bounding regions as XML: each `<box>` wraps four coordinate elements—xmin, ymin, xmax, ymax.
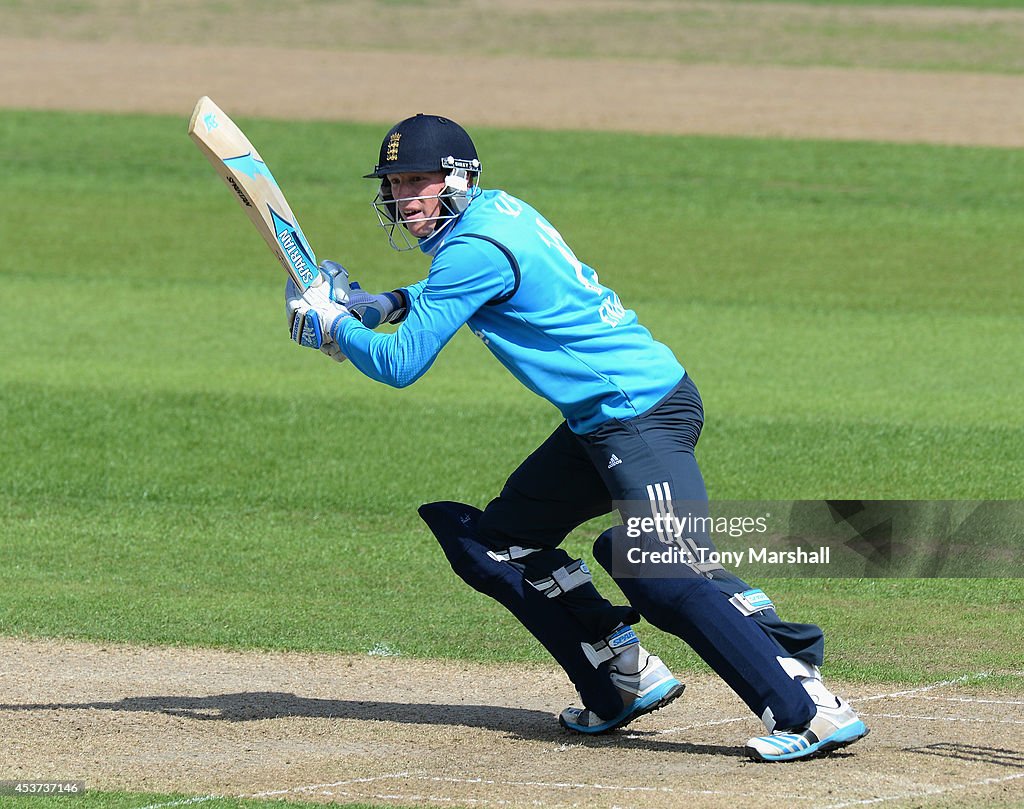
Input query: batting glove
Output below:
<box><xmin>347</xmin><ymin>283</ymin><xmax>409</xmax><ymax>329</ymax></box>
<box><xmin>285</xmin><ymin>277</ymin><xmax>352</xmax><ymax>360</ymax></box>
<box><xmin>318</xmin><ymin>259</ymin><xmax>354</xmax><ymax>305</ymax></box>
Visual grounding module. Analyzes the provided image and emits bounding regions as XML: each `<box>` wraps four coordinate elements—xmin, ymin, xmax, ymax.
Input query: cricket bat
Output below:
<box><xmin>188</xmin><ymin>96</ymin><xmax>323</xmax><ymax>290</ymax></box>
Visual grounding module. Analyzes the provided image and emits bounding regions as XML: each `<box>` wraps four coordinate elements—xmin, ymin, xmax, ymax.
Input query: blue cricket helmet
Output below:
<box><xmin>367</xmin><ymin>114</ymin><xmax>483</xmax><ymax>251</ymax></box>
<box><xmin>364</xmin><ymin>113</ymin><xmax>481</xmax><ymax>178</ymax></box>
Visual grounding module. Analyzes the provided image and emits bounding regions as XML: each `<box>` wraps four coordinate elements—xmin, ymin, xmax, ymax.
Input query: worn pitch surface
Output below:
<box><xmin>1</xmin><ymin>639</ymin><xmax>1022</xmax><ymax>808</ymax></box>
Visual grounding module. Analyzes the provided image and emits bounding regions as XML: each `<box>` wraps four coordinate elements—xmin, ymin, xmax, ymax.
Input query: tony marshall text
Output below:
<box><xmin>625</xmin><ymin>545</ymin><xmax>831</xmax><ymax>566</ymax></box>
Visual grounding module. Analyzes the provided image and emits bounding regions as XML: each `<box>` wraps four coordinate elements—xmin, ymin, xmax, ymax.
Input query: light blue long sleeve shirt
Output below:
<box><xmin>335</xmin><ymin>189</ymin><xmax>684</xmax><ymax>434</ymax></box>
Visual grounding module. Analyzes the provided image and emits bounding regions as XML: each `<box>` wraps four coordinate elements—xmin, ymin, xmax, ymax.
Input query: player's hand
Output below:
<box><xmin>347</xmin><ymin>283</ymin><xmax>408</xmax><ymax>329</ymax></box>
<box><xmin>318</xmin><ymin>259</ymin><xmax>353</xmax><ymax>305</ymax></box>
<box><xmin>285</xmin><ymin>278</ymin><xmax>352</xmax><ymax>362</ymax></box>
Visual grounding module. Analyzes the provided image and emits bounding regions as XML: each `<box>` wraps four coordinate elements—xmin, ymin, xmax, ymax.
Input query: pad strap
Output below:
<box><xmin>729</xmin><ymin>588</ymin><xmax>775</xmax><ymax>616</ymax></box>
<box><xmin>528</xmin><ymin>558</ymin><xmax>592</xmax><ymax>598</ymax></box>
<box><xmin>486</xmin><ymin>546</ymin><xmax>540</xmax><ymax>562</ymax></box>
<box><xmin>581</xmin><ymin>624</ymin><xmax>640</xmax><ymax>668</ymax></box>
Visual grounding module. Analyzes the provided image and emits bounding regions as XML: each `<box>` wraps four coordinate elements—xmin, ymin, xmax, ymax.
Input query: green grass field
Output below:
<box><xmin>4</xmin><ymin>0</ymin><xmax>1024</xmax><ymax>74</ymax></box>
<box><xmin>1</xmin><ymin>108</ymin><xmax>1021</xmax><ymax>688</ymax></box>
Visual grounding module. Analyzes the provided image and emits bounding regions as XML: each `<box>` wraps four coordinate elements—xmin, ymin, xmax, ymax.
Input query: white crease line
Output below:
<box><xmin>903</xmin><ymin>695</ymin><xmax>1024</xmax><ymax>706</ymax></box>
<box><xmin>257</xmin><ymin>787</ymin><xmax>545</xmax><ymax>808</ymax></box>
<box><xmin>859</xmin><ymin>712</ymin><xmax>1024</xmax><ymax>725</ymax></box>
<box><xmin>133</xmin><ymin>772</ymin><xmax>412</xmax><ymax>809</ymax></box>
<box><xmin>249</xmin><ymin>771</ymin><xmax>411</xmax><ymax>798</ymax></box>
<box><xmin>413</xmin><ymin>775</ymin><xmax>685</xmax><ymax>794</ymax></box>
<box><xmin>850</xmin><ymin>672</ymin><xmax>994</xmax><ymax>702</ymax></box>
<box><xmin>813</xmin><ymin>771</ymin><xmax>1024</xmax><ymax>809</ymax></box>
<box><xmin>366</xmin><ymin>792</ymin><xmax>544</xmax><ymax>807</ymax></box>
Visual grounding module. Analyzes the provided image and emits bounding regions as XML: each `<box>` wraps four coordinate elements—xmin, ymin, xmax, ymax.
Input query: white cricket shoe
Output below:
<box><xmin>559</xmin><ymin>647</ymin><xmax>684</xmax><ymax>734</ymax></box>
<box><xmin>745</xmin><ymin>695</ymin><xmax>869</xmax><ymax>762</ymax></box>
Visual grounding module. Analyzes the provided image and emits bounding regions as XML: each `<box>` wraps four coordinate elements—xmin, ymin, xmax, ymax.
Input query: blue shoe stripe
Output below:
<box><xmin>764</xmin><ymin>733</ymin><xmax>809</xmax><ymax>753</ymax></box>
<box><xmin>752</xmin><ymin>720</ymin><xmax>868</xmax><ymax>761</ymax></box>
<box><xmin>761</xmin><ymin>735</ymin><xmax>795</xmax><ymax>753</ymax></box>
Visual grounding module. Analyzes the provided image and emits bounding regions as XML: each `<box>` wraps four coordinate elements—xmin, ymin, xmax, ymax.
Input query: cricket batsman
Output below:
<box><xmin>285</xmin><ymin>113</ymin><xmax>869</xmax><ymax>761</ymax></box>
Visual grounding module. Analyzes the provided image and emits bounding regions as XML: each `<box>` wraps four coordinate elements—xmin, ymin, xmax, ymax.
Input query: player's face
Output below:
<box><xmin>387</xmin><ymin>171</ymin><xmax>449</xmax><ymax>238</ymax></box>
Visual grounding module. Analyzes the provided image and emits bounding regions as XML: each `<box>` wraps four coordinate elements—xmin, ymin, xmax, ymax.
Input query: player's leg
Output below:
<box><xmin>480</xmin><ymin>423</ymin><xmax>685</xmax><ymax>729</ymax></box>
<box><xmin>577</xmin><ymin>375</ymin><xmax>867</xmax><ymax>758</ymax></box>
<box><xmin>421</xmin><ymin>422</ymin><xmax>683</xmax><ymax>727</ymax></box>
<box><xmin>635</xmin><ymin>381</ymin><xmax>865</xmax><ymax>758</ymax></box>
<box><xmin>583</xmin><ymin>376</ymin><xmax>827</xmax><ymax>662</ymax></box>
<box><xmin>419</xmin><ymin>499</ymin><xmax>625</xmax><ymax>718</ymax></box>
<box><xmin>482</xmin><ymin>482</ymin><xmax>685</xmax><ymax>732</ymax></box>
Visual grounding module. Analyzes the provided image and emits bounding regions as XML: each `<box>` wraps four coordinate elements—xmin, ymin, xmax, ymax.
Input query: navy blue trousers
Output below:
<box><xmin>477</xmin><ymin>374</ymin><xmax>824</xmax><ymax>666</ymax></box>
